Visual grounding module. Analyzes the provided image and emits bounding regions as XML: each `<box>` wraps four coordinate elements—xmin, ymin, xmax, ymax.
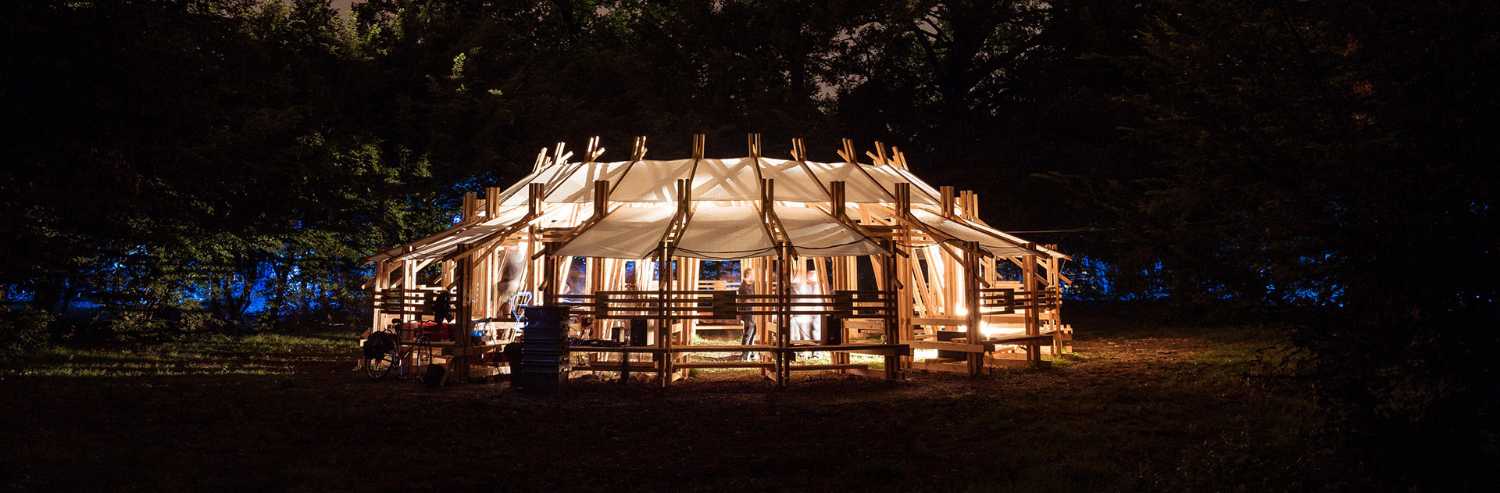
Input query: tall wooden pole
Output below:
<box><xmin>883</xmin><ymin>237</ymin><xmax>901</xmax><ymax>380</ymax></box>
<box><xmin>455</xmin><ymin>242</ymin><xmax>472</xmax><ymax>382</ymax></box>
<box><xmin>894</xmin><ymin>183</ymin><xmax>914</xmax><ymax>373</ymax></box>
<box><xmin>657</xmin><ymin>242</ymin><xmax>671</xmax><ymax>387</ymax></box>
<box><xmin>777</xmin><ymin>241</ymin><xmax>792</xmax><ymax>386</ymax></box>
<box><xmin>964</xmin><ymin>240</ymin><xmax>983</xmax><ymax>376</ymax></box>
<box><xmin>1023</xmin><ymin>252</ymin><xmax>1040</xmax><ymax>365</ymax></box>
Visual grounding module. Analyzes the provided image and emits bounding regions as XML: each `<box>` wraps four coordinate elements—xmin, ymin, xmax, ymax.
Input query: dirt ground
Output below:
<box><xmin>0</xmin><ymin>326</ymin><xmax>1332</xmax><ymax>492</ymax></box>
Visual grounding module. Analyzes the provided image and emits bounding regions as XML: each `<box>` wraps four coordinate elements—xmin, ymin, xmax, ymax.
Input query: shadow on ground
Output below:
<box><xmin>0</xmin><ymin>325</ymin><xmax>1348</xmax><ymax>491</ymax></box>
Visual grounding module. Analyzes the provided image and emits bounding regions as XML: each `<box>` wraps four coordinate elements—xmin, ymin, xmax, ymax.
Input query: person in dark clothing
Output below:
<box><xmin>738</xmin><ymin>272</ymin><xmax>757</xmax><ymax>360</ymax></box>
<box><xmin>432</xmin><ymin>290</ymin><xmax>452</xmax><ymax>324</ymax></box>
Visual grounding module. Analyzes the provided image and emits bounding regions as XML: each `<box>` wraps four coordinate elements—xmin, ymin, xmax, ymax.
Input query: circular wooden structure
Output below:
<box><xmin>366</xmin><ymin>135</ymin><xmax>1070</xmax><ymax>386</ymax></box>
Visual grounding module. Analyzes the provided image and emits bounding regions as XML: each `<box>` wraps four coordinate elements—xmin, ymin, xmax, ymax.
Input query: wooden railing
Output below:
<box><xmin>376</xmin><ymin>287</ymin><xmax>458</xmax><ymax>318</ymax></box>
<box><xmin>977</xmin><ymin>286</ymin><xmax>1061</xmax><ymax>315</ymax></box>
<box><xmin>556</xmin><ymin>289</ymin><xmax>895</xmax><ymax>321</ymax></box>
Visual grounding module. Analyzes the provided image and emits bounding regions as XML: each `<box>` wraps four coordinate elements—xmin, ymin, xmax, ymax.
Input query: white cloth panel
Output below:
<box><xmin>802</xmin><ymin>161</ymin><xmax>937</xmax><ymax>205</ymax></box>
<box><xmin>498</xmin><ymin>162</ymin><xmax>571</xmax><ymax>207</ymax></box>
<box><xmin>546</xmin><ymin>161</ymin><xmax>634</xmax><ymax>203</ymax></box>
<box><xmin>530</xmin><ymin>202</ymin><xmax>593</xmax><ymax>229</ymax></box>
<box><xmin>804</xmin><ymin>161</ymin><xmax>890</xmax><ymax>203</ymax></box>
<box><xmin>910</xmin><ymin>210</ymin><xmax>1030</xmax><ymax>257</ymax></box>
<box><xmin>756</xmin><ymin>158</ymin><xmax>829</xmax><ymax>202</ymax></box>
<box><xmin>401</xmin><ymin>223</ymin><xmax>506</xmax><ymax>260</ymax></box>
<box><xmin>962</xmin><ymin>217</ymin><xmax>1067</xmax><ymax>259</ymax></box>
<box><xmin>776</xmin><ymin>206</ymin><xmax>885</xmax><ymax>257</ymax></box>
<box><xmin>673</xmin><ymin>205</ymin><xmax>776</xmax><ymax>259</ymax></box>
<box><xmin>889</xmin><ymin>165</ymin><xmax>946</xmax><ymax>205</ymax></box>
<box><xmin>608</xmin><ymin>159</ymin><xmax>695</xmax><ymax>202</ymax></box>
<box><xmin>401</xmin><ymin>206</ymin><xmax>529</xmax><ymax>260</ymax></box>
<box><xmin>402</xmin><ymin>204</ymin><xmax>588</xmax><ymax>260</ymax></box>
<box><xmin>862</xmin><ymin>165</ymin><xmax>939</xmax><ymax>205</ymax></box>
<box><xmin>480</xmin><ymin>205</ymin><xmax>530</xmax><ymax>227</ymax></box>
<box><xmin>689</xmin><ymin>158</ymin><xmax>761</xmax><ymax>201</ymax></box>
<box><xmin>553</xmin><ymin>205</ymin><xmax>676</xmax><ymax>259</ymax></box>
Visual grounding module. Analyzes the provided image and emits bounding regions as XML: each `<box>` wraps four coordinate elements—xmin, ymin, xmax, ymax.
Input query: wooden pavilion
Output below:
<box><xmin>364</xmin><ymin>135</ymin><xmax>1070</xmax><ymax>387</ymax></box>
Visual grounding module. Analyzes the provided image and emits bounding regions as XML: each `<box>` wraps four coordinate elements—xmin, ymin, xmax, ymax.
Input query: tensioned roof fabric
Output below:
<box><xmin>555</xmin><ymin>203</ymin><xmax>885</xmax><ymax>260</ymax></box>
<box><xmin>520</xmin><ymin>158</ymin><xmax>940</xmax><ymax>205</ymax></box>
<box><xmin>398</xmin><ymin>204</ymin><xmax>591</xmax><ymax>261</ymax></box>
<box><xmin>553</xmin><ymin>205</ymin><xmax>676</xmax><ymax>259</ymax></box>
<box><xmin>376</xmin><ymin>155</ymin><xmax>1060</xmax><ymax>262</ymax></box>
<box><xmin>910</xmin><ymin>209</ymin><xmax>1036</xmax><ymax>257</ymax></box>
<box><xmin>498</xmin><ymin>162</ymin><xmax>572</xmax><ymax>207</ymax></box>
<box><xmin>962</xmin><ymin>216</ymin><xmax>1069</xmax><ymax>259</ymax></box>
<box><xmin>776</xmin><ymin>206</ymin><xmax>885</xmax><ymax>257</ymax></box>
<box><xmin>673</xmin><ymin>204</ymin><xmax>775</xmax><ymax>259</ymax></box>
<box><xmin>609</xmin><ymin>159</ymin><xmax>696</xmax><ymax>202</ymax></box>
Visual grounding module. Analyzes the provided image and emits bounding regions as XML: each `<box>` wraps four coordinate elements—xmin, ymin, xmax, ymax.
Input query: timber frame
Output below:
<box><xmin>364</xmin><ymin>135</ymin><xmax>1073</xmax><ymax>388</ymax></box>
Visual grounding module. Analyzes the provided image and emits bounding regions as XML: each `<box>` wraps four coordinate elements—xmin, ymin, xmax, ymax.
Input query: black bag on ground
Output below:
<box><xmin>363</xmin><ymin>331</ymin><xmax>396</xmax><ymax>360</ymax></box>
<box><xmin>422</xmin><ymin>364</ymin><xmax>446</xmax><ymax>387</ymax></box>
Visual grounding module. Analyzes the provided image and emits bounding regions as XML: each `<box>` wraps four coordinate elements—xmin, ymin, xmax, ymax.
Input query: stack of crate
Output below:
<box><xmin>513</xmin><ymin>306</ymin><xmax>570</xmax><ymax>393</ymax></box>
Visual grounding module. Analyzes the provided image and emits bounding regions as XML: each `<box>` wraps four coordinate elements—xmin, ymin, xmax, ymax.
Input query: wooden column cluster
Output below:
<box><xmin>893</xmin><ymin>182</ymin><xmax>915</xmax><ymax>374</ymax></box>
<box><xmin>963</xmin><ymin>240</ymin><xmax>983</xmax><ymax>376</ymax></box>
<box><xmin>371</xmin><ymin>260</ymin><xmax>390</xmax><ymax>333</ymax></box>
<box><xmin>454</xmin><ymin>242</ymin><xmax>472</xmax><ymax>381</ymax></box>
<box><xmin>775</xmin><ymin>241</ymin><xmax>793</xmax><ymax>385</ymax></box>
<box><xmin>1023</xmin><ymin>249</ymin><xmax>1041</xmax><ymax>365</ymax></box>
<box><xmin>586</xmin><ymin>180</ymin><xmax>609</xmax><ymax>339</ymax></box>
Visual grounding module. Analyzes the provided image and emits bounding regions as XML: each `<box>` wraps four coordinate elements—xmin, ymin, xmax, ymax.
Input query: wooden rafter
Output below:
<box><xmin>786</xmin><ymin>137</ymin><xmax>885</xmax><ymax>256</ymax></box>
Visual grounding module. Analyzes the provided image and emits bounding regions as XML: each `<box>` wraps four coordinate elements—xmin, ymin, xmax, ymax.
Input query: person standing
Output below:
<box><xmin>738</xmin><ymin>270</ymin><xmax>757</xmax><ymax>360</ymax></box>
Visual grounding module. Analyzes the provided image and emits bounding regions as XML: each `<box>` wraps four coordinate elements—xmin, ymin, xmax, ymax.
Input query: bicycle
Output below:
<box><xmin>363</xmin><ymin>321</ymin><xmax>433</xmax><ymax>380</ymax></box>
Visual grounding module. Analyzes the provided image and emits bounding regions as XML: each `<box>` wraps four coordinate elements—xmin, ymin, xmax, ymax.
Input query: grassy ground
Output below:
<box><xmin>0</xmin><ymin>323</ymin><xmax>1342</xmax><ymax>492</ymax></box>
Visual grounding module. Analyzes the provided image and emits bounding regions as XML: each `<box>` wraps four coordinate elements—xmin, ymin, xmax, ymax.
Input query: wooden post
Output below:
<box><xmin>371</xmin><ymin>260</ymin><xmax>390</xmax><ymax>333</ymax></box>
<box><xmin>527</xmin><ymin>182</ymin><xmax>544</xmax><ymax>217</ymax></box>
<box><xmin>883</xmin><ymin>237</ymin><xmax>901</xmax><ymax>380</ymax></box>
<box><xmin>486</xmin><ymin>186</ymin><xmax>500</xmax><ymax>218</ymax></box>
<box><xmin>1023</xmin><ymin>252</ymin><xmax>1040</xmax><ymax>365</ymax></box>
<box><xmin>939</xmin><ymin>186</ymin><xmax>955</xmax><ymax>218</ymax></box>
<box><xmin>777</xmin><ymin>241</ymin><xmax>792</xmax><ymax>386</ymax></box>
<box><xmin>894</xmin><ymin>183</ymin><xmax>914</xmax><ymax>374</ymax></box>
<box><xmin>830</xmin><ymin>181</ymin><xmax>846</xmax><ymax>219</ymax></box>
<box><xmin>523</xmin><ymin>225</ymin><xmax>537</xmax><ymax>300</ymax></box>
<box><xmin>964</xmin><ymin>241</ymin><xmax>983</xmax><ymax>376</ymax></box>
<box><xmin>455</xmin><ymin>242</ymin><xmax>472</xmax><ymax>382</ymax></box>
<box><xmin>541</xmin><ymin>244</ymin><xmax>559</xmax><ymax>306</ymax></box>
<box><xmin>461</xmin><ymin>192</ymin><xmax>476</xmax><ymax>222</ymax></box>
<box><xmin>657</xmin><ymin>242</ymin><xmax>671</xmax><ymax>388</ymax></box>
<box><xmin>1046</xmin><ymin>251</ymin><xmax>1062</xmax><ymax>356</ymax></box>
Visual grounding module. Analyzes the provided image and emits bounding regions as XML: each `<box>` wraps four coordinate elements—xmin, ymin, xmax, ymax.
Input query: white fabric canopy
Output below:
<box><xmin>689</xmin><ymin>158</ymin><xmax>760</xmax><ymax>201</ymax></box>
<box><xmin>554</xmin><ymin>205</ymin><xmax>677</xmax><ymax>259</ymax></box>
<box><xmin>502</xmin><ymin>158</ymin><xmax>938</xmax><ymax>206</ymax></box>
<box><xmin>397</xmin><ymin>206</ymin><xmax>530</xmax><ymax>260</ymax></box>
<box><xmin>400</xmin><ymin>204</ymin><xmax>594</xmax><ymax>260</ymax></box>
<box><xmin>804</xmin><ymin>162</ymin><xmax>938</xmax><ymax>205</ymax></box>
<box><xmin>964</xmin><ymin>217</ymin><xmax>1068</xmax><ymax>259</ymax></box>
<box><xmin>776</xmin><ymin>206</ymin><xmax>885</xmax><ymax>257</ymax></box>
<box><xmin>609</xmin><ymin>159</ymin><xmax>695</xmax><ymax>202</ymax></box>
<box><xmin>498</xmin><ymin>162</ymin><xmax>572</xmax><ymax>207</ymax></box>
<box><xmin>911</xmin><ymin>209</ymin><xmax>1033</xmax><ymax>257</ymax></box>
<box><xmin>544</xmin><ymin>161</ymin><xmax>634</xmax><ymax>203</ymax></box>
<box><xmin>377</xmin><ymin>154</ymin><xmax>1061</xmax><ymax>262</ymax></box>
<box><xmin>674</xmin><ymin>204</ymin><xmax>775</xmax><ymax>259</ymax></box>
<box><xmin>756</xmin><ymin>158</ymin><xmax>830</xmax><ymax>202</ymax></box>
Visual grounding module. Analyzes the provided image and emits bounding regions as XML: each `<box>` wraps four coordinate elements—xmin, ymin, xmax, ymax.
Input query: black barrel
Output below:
<box><xmin>513</xmin><ymin>305</ymin><xmax>570</xmax><ymax>394</ymax></box>
<box><xmin>629</xmin><ymin>318</ymin><xmax>648</xmax><ymax>346</ymax></box>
